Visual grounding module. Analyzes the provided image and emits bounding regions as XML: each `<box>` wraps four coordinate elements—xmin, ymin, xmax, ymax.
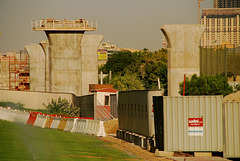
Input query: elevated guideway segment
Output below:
<box><xmin>31</xmin><ymin>19</ymin><xmax>97</xmax><ymax>31</ymax></box>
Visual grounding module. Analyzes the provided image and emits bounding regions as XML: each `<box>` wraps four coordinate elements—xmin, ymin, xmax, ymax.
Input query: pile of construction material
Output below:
<box><xmin>223</xmin><ymin>91</ymin><xmax>240</xmax><ymax>102</ymax></box>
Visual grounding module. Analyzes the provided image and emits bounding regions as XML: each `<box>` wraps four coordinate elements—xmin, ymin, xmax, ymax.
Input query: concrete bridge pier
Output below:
<box><xmin>161</xmin><ymin>24</ymin><xmax>205</xmax><ymax>96</ymax></box>
<box><xmin>25</xmin><ymin>43</ymin><xmax>46</xmax><ymax>92</ymax></box>
<box><xmin>46</xmin><ymin>31</ymin><xmax>85</xmax><ymax>96</ymax></box>
<box><xmin>26</xmin><ymin>19</ymin><xmax>102</xmax><ymax>96</ymax></box>
<box><xmin>39</xmin><ymin>40</ymin><xmax>50</xmax><ymax>92</ymax></box>
<box><xmin>81</xmin><ymin>35</ymin><xmax>104</xmax><ymax>95</ymax></box>
<box><xmin>25</xmin><ymin>33</ymin><xmax>103</xmax><ymax>96</ymax></box>
<box><xmin>46</xmin><ymin>32</ymin><xmax>103</xmax><ymax>96</ymax></box>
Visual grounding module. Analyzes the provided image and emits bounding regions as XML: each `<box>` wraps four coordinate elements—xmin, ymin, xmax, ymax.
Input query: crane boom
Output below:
<box><xmin>198</xmin><ymin>0</ymin><xmax>204</xmax><ymax>24</ymax></box>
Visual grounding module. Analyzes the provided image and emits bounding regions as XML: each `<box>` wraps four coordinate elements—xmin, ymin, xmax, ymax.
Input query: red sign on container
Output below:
<box><xmin>188</xmin><ymin>118</ymin><xmax>203</xmax><ymax>127</ymax></box>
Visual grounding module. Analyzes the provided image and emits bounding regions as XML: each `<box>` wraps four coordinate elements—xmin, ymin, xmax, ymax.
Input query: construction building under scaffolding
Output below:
<box><xmin>0</xmin><ymin>51</ymin><xmax>29</xmax><ymax>91</ymax></box>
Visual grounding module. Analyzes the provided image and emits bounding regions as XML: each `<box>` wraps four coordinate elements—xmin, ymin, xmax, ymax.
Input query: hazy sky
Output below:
<box><xmin>0</xmin><ymin>0</ymin><xmax>213</xmax><ymax>52</ymax></box>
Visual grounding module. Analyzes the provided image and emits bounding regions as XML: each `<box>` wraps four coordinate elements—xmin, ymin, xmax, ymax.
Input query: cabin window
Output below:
<box><xmin>105</xmin><ymin>95</ymin><xmax>110</xmax><ymax>105</ymax></box>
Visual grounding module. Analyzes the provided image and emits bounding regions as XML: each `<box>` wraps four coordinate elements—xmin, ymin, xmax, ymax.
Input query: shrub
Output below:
<box><xmin>179</xmin><ymin>74</ymin><xmax>233</xmax><ymax>96</ymax></box>
<box><xmin>0</xmin><ymin>101</ymin><xmax>24</xmax><ymax>109</ymax></box>
<box><xmin>43</xmin><ymin>97</ymin><xmax>80</xmax><ymax>117</ymax></box>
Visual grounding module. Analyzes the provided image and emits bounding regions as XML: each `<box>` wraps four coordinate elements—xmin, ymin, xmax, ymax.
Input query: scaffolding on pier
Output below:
<box><xmin>8</xmin><ymin>50</ymin><xmax>29</xmax><ymax>91</ymax></box>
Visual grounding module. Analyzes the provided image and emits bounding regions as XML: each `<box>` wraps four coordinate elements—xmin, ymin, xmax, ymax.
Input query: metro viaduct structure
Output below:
<box><xmin>25</xmin><ymin>19</ymin><xmax>103</xmax><ymax>96</ymax></box>
<box><xmin>161</xmin><ymin>24</ymin><xmax>205</xmax><ymax>96</ymax></box>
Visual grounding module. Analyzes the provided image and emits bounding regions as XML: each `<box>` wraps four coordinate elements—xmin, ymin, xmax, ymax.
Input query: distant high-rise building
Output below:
<box><xmin>214</xmin><ymin>0</ymin><xmax>240</xmax><ymax>8</ymax></box>
<box><xmin>201</xmin><ymin>8</ymin><xmax>240</xmax><ymax>47</ymax></box>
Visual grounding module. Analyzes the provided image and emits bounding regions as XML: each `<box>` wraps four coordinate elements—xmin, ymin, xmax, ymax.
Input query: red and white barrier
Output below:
<box><xmin>13</xmin><ymin>110</ymin><xmax>30</xmax><ymax>124</ymax></box>
<box><xmin>26</xmin><ymin>112</ymin><xmax>39</xmax><ymax>125</ymax></box>
<box><xmin>71</xmin><ymin>119</ymin><xmax>106</xmax><ymax>137</ymax></box>
<box><xmin>49</xmin><ymin>117</ymin><xmax>61</xmax><ymax>129</ymax></box>
<box><xmin>33</xmin><ymin>114</ymin><xmax>47</xmax><ymax>128</ymax></box>
<box><xmin>0</xmin><ymin>107</ymin><xmax>16</xmax><ymax>122</ymax></box>
<box><xmin>71</xmin><ymin>119</ymin><xmax>87</xmax><ymax>133</ymax></box>
<box><xmin>63</xmin><ymin>118</ymin><xmax>74</xmax><ymax>132</ymax></box>
<box><xmin>0</xmin><ymin>107</ymin><xmax>106</xmax><ymax>137</ymax></box>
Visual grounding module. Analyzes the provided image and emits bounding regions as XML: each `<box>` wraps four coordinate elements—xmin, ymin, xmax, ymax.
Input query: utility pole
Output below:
<box><xmin>198</xmin><ymin>0</ymin><xmax>204</xmax><ymax>24</ymax></box>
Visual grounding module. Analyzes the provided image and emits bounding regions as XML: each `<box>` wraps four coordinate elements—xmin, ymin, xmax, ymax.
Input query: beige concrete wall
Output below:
<box><xmin>0</xmin><ymin>89</ymin><xmax>74</xmax><ymax>109</ymax></box>
<box><xmin>0</xmin><ymin>89</ymin><xmax>96</xmax><ymax>118</ymax></box>
<box><xmin>81</xmin><ymin>35</ymin><xmax>103</xmax><ymax>96</ymax></box>
<box><xmin>25</xmin><ymin>43</ymin><xmax>46</xmax><ymax>92</ymax></box>
<box><xmin>161</xmin><ymin>24</ymin><xmax>205</xmax><ymax>96</ymax></box>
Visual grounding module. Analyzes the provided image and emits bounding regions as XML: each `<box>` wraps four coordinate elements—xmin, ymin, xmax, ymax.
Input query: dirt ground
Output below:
<box><xmin>101</xmin><ymin>120</ymin><xmax>226</xmax><ymax>161</ymax></box>
<box><xmin>102</xmin><ymin>119</ymin><xmax>173</xmax><ymax>161</ymax></box>
<box><xmin>99</xmin><ymin>135</ymin><xmax>173</xmax><ymax>161</ymax></box>
<box><xmin>223</xmin><ymin>91</ymin><xmax>240</xmax><ymax>102</ymax></box>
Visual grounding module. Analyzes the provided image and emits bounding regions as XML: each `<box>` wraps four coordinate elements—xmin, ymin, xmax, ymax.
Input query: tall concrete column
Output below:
<box><xmin>81</xmin><ymin>35</ymin><xmax>103</xmax><ymax>95</ymax></box>
<box><xmin>39</xmin><ymin>40</ymin><xmax>50</xmax><ymax>92</ymax></box>
<box><xmin>25</xmin><ymin>43</ymin><xmax>46</xmax><ymax>92</ymax></box>
<box><xmin>46</xmin><ymin>31</ymin><xmax>84</xmax><ymax>96</ymax></box>
<box><xmin>161</xmin><ymin>24</ymin><xmax>205</xmax><ymax>96</ymax></box>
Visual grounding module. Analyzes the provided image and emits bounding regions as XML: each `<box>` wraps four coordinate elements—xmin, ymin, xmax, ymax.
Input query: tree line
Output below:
<box><xmin>99</xmin><ymin>49</ymin><xmax>167</xmax><ymax>92</ymax></box>
<box><xmin>99</xmin><ymin>48</ymin><xmax>235</xmax><ymax>96</ymax></box>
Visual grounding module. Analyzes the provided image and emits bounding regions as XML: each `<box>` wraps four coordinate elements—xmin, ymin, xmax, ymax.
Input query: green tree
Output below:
<box><xmin>100</xmin><ymin>50</ymin><xmax>138</xmax><ymax>75</ymax></box>
<box><xmin>179</xmin><ymin>74</ymin><xmax>233</xmax><ymax>96</ymax></box>
<box><xmin>110</xmin><ymin>70</ymin><xmax>144</xmax><ymax>91</ymax></box>
<box><xmin>99</xmin><ymin>49</ymin><xmax>168</xmax><ymax>92</ymax></box>
<box><xmin>43</xmin><ymin>97</ymin><xmax>80</xmax><ymax>117</ymax></box>
<box><xmin>139</xmin><ymin>50</ymin><xmax>167</xmax><ymax>90</ymax></box>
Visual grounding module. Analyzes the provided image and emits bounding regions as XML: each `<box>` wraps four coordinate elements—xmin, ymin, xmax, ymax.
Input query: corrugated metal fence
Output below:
<box><xmin>118</xmin><ymin>90</ymin><xmax>164</xmax><ymax>138</ymax></box>
<box><xmin>153</xmin><ymin>96</ymin><xmax>240</xmax><ymax>158</ymax></box>
<box><xmin>110</xmin><ymin>94</ymin><xmax>118</xmax><ymax>118</ymax></box>
<box><xmin>223</xmin><ymin>102</ymin><xmax>240</xmax><ymax>158</ymax></box>
<box><xmin>153</xmin><ymin>96</ymin><xmax>223</xmax><ymax>152</ymax></box>
<box><xmin>200</xmin><ymin>46</ymin><xmax>240</xmax><ymax>78</ymax></box>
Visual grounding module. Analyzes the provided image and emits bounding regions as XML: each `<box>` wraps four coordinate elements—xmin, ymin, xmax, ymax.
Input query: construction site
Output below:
<box><xmin>0</xmin><ymin>11</ymin><xmax>239</xmax><ymax>160</ymax></box>
<box><xmin>0</xmin><ymin>50</ymin><xmax>29</xmax><ymax>91</ymax></box>
<box><xmin>1</xmin><ymin>19</ymin><xmax>102</xmax><ymax>94</ymax></box>
<box><xmin>1</xmin><ymin>0</ymin><xmax>240</xmax><ymax>160</ymax></box>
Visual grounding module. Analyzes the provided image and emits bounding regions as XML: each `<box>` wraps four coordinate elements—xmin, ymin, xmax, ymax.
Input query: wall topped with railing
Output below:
<box><xmin>32</xmin><ymin>19</ymin><xmax>97</xmax><ymax>31</ymax></box>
